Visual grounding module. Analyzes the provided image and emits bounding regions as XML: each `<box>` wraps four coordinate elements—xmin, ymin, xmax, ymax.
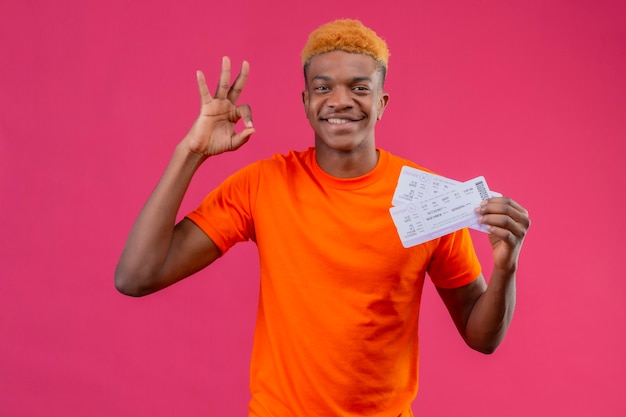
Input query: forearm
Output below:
<box><xmin>114</xmin><ymin>143</ymin><xmax>207</xmax><ymax>294</ymax></box>
<box><xmin>464</xmin><ymin>267</ymin><xmax>516</xmax><ymax>354</ymax></box>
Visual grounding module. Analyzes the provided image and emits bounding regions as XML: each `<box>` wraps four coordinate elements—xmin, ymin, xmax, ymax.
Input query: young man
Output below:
<box><xmin>115</xmin><ymin>19</ymin><xmax>530</xmax><ymax>417</ymax></box>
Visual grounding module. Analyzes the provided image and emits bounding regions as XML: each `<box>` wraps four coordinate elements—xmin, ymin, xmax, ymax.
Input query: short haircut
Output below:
<box><xmin>301</xmin><ymin>19</ymin><xmax>390</xmax><ymax>86</ymax></box>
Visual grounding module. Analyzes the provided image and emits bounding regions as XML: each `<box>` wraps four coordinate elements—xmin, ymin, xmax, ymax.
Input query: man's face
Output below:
<box><xmin>302</xmin><ymin>51</ymin><xmax>389</xmax><ymax>153</ymax></box>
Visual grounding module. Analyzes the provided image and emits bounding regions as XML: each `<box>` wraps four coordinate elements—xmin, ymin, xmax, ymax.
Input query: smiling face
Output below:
<box><xmin>302</xmin><ymin>50</ymin><xmax>389</xmax><ymax>157</ymax></box>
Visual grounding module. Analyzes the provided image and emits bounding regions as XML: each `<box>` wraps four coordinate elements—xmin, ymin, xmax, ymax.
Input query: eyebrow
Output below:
<box><xmin>312</xmin><ymin>75</ymin><xmax>373</xmax><ymax>83</ymax></box>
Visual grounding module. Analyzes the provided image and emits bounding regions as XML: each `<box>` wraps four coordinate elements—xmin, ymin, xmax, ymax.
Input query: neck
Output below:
<box><xmin>314</xmin><ymin>142</ymin><xmax>379</xmax><ymax>179</ymax></box>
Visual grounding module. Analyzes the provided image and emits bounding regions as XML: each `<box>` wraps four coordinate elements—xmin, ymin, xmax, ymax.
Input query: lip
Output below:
<box><xmin>320</xmin><ymin>116</ymin><xmax>364</xmax><ymax>124</ymax></box>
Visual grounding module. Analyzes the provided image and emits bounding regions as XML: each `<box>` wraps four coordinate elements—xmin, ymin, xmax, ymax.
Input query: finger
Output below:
<box><xmin>234</xmin><ymin>103</ymin><xmax>254</xmax><ymax>128</ymax></box>
<box><xmin>196</xmin><ymin>70</ymin><xmax>212</xmax><ymax>105</ymax></box>
<box><xmin>227</xmin><ymin>60</ymin><xmax>250</xmax><ymax>103</ymax></box>
<box><xmin>215</xmin><ymin>56</ymin><xmax>232</xmax><ymax>99</ymax></box>
<box><xmin>477</xmin><ymin>197</ymin><xmax>530</xmax><ymax>228</ymax></box>
<box><xmin>499</xmin><ymin>197</ymin><xmax>530</xmax><ymax>220</ymax></box>
<box><xmin>480</xmin><ymin>213</ymin><xmax>528</xmax><ymax>239</ymax></box>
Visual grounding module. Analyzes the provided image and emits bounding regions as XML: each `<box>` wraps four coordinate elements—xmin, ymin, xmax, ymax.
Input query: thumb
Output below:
<box><xmin>229</xmin><ymin>127</ymin><xmax>256</xmax><ymax>151</ymax></box>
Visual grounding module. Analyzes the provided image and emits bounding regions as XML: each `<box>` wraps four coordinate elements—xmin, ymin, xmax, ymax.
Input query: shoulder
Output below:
<box><xmin>261</xmin><ymin>148</ymin><xmax>312</xmax><ymax>165</ymax></box>
<box><xmin>224</xmin><ymin>148</ymin><xmax>309</xmax><ymax>177</ymax></box>
<box><xmin>378</xmin><ymin>148</ymin><xmax>434</xmax><ymax>174</ymax></box>
<box><xmin>255</xmin><ymin>148</ymin><xmax>314</xmax><ymax>175</ymax></box>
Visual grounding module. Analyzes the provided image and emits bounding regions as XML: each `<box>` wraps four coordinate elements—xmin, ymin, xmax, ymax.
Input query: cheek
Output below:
<box><xmin>305</xmin><ymin>99</ymin><xmax>320</xmax><ymax>118</ymax></box>
<box><xmin>304</xmin><ymin>104</ymin><xmax>317</xmax><ymax>123</ymax></box>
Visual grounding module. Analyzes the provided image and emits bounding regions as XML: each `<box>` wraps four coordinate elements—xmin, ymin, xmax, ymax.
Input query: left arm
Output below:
<box><xmin>437</xmin><ymin>197</ymin><xmax>531</xmax><ymax>354</ymax></box>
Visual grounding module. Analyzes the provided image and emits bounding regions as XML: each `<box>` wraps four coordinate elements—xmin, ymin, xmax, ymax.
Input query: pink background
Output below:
<box><xmin>1</xmin><ymin>0</ymin><xmax>625</xmax><ymax>416</ymax></box>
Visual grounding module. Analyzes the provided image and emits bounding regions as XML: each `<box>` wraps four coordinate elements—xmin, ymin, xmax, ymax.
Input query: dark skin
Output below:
<box><xmin>115</xmin><ymin>52</ymin><xmax>531</xmax><ymax>354</ymax></box>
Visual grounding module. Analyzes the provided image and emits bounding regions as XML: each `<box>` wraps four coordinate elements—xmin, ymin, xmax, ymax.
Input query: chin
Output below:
<box><xmin>318</xmin><ymin>137</ymin><xmax>368</xmax><ymax>153</ymax></box>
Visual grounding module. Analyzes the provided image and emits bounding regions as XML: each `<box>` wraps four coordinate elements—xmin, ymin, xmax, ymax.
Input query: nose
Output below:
<box><xmin>327</xmin><ymin>86</ymin><xmax>353</xmax><ymax>109</ymax></box>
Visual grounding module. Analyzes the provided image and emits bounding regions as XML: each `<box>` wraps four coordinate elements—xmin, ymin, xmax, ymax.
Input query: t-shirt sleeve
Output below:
<box><xmin>427</xmin><ymin>228</ymin><xmax>482</xmax><ymax>289</ymax></box>
<box><xmin>185</xmin><ymin>162</ymin><xmax>259</xmax><ymax>255</ymax></box>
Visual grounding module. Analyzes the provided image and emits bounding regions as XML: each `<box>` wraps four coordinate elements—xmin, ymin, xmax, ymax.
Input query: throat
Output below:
<box><xmin>315</xmin><ymin>147</ymin><xmax>380</xmax><ymax>179</ymax></box>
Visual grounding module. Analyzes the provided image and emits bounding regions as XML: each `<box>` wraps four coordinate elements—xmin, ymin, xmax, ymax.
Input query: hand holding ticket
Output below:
<box><xmin>390</xmin><ymin>167</ymin><xmax>501</xmax><ymax>248</ymax></box>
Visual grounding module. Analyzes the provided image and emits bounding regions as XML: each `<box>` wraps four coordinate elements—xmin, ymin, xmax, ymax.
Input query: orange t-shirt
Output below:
<box><xmin>186</xmin><ymin>148</ymin><xmax>481</xmax><ymax>417</ymax></box>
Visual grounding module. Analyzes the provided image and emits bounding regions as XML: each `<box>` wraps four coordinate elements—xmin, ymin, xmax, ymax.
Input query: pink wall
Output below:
<box><xmin>1</xmin><ymin>1</ymin><xmax>624</xmax><ymax>416</ymax></box>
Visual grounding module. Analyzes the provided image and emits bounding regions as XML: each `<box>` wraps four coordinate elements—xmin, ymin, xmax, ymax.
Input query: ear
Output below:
<box><xmin>302</xmin><ymin>89</ymin><xmax>309</xmax><ymax>109</ymax></box>
<box><xmin>377</xmin><ymin>92</ymin><xmax>390</xmax><ymax>120</ymax></box>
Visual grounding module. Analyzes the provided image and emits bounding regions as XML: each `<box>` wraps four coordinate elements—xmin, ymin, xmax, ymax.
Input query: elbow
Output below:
<box><xmin>465</xmin><ymin>334</ymin><xmax>504</xmax><ymax>355</ymax></box>
<box><xmin>463</xmin><ymin>318</ymin><xmax>510</xmax><ymax>355</ymax></box>
<box><xmin>471</xmin><ymin>342</ymin><xmax>499</xmax><ymax>355</ymax></box>
<box><xmin>114</xmin><ymin>267</ymin><xmax>153</xmax><ymax>297</ymax></box>
<box><xmin>114</xmin><ymin>275</ymin><xmax>143</xmax><ymax>297</ymax></box>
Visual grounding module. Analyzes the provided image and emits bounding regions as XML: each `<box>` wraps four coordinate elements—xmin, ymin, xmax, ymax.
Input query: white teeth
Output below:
<box><xmin>327</xmin><ymin>118</ymin><xmax>350</xmax><ymax>124</ymax></box>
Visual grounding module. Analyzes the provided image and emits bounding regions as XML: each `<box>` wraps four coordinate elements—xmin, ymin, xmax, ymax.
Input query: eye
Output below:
<box><xmin>352</xmin><ymin>86</ymin><xmax>370</xmax><ymax>93</ymax></box>
<box><xmin>314</xmin><ymin>85</ymin><xmax>330</xmax><ymax>92</ymax></box>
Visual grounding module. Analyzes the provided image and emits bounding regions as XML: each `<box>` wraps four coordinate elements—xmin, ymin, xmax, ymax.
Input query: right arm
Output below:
<box><xmin>114</xmin><ymin>57</ymin><xmax>255</xmax><ymax>297</ymax></box>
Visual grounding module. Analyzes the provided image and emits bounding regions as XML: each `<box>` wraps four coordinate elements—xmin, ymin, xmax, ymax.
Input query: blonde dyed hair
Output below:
<box><xmin>301</xmin><ymin>19</ymin><xmax>390</xmax><ymax>71</ymax></box>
